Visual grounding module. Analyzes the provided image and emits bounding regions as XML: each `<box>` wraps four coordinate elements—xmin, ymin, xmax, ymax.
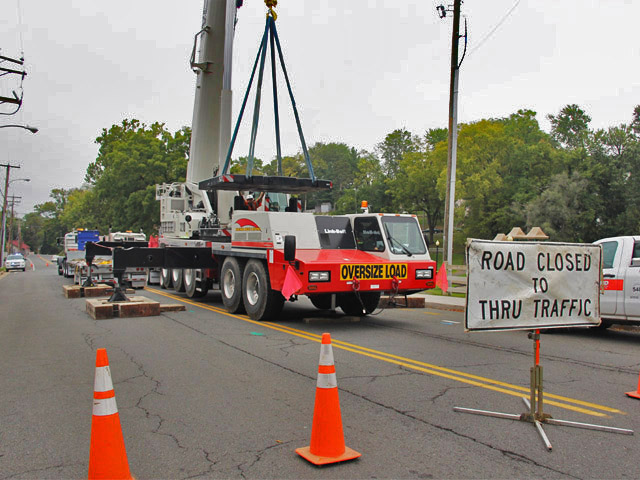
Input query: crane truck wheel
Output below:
<box><xmin>160</xmin><ymin>268</ymin><xmax>173</xmax><ymax>289</ymax></box>
<box><xmin>184</xmin><ymin>268</ymin><xmax>208</xmax><ymax>298</ymax></box>
<box><xmin>172</xmin><ymin>268</ymin><xmax>186</xmax><ymax>292</ymax></box>
<box><xmin>221</xmin><ymin>257</ymin><xmax>245</xmax><ymax>313</ymax></box>
<box><xmin>339</xmin><ymin>292</ymin><xmax>381</xmax><ymax>316</ymax></box>
<box><xmin>242</xmin><ymin>259</ymin><xmax>284</xmax><ymax>321</ymax></box>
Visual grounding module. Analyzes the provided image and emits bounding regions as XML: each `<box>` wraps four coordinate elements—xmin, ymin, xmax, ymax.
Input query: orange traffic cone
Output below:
<box><xmin>296</xmin><ymin>333</ymin><xmax>361</xmax><ymax>465</ymax></box>
<box><xmin>626</xmin><ymin>371</ymin><xmax>640</xmax><ymax>399</ymax></box>
<box><xmin>88</xmin><ymin>348</ymin><xmax>133</xmax><ymax>480</ymax></box>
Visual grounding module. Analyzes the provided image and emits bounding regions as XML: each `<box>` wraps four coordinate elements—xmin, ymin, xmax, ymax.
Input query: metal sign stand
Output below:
<box><xmin>454</xmin><ymin>330</ymin><xmax>633</xmax><ymax>450</ymax></box>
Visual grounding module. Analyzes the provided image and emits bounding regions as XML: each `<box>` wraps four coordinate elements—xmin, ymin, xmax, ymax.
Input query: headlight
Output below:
<box><xmin>415</xmin><ymin>269</ymin><xmax>433</xmax><ymax>279</ymax></box>
<box><xmin>309</xmin><ymin>271</ymin><xmax>330</xmax><ymax>282</ymax></box>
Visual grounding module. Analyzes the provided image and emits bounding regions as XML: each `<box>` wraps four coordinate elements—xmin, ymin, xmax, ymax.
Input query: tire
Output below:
<box><xmin>184</xmin><ymin>268</ymin><xmax>208</xmax><ymax>298</ymax></box>
<box><xmin>172</xmin><ymin>268</ymin><xmax>186</xmax><ymax>292</ymax></box>
<box><xmin>221</xmin><ymin>257</ymin><xmax>244</xmax><ymax>313</ymax></box>
<box><xmin>339</xmin><ymin>291</ymin><xmax>381</xmax><ymax>316</ymax></box>
<box><xmin>309</xmin><ymin>294</ymin><xmax>333</xmax><ymax>310</ymax></box>
<box><xmin>160</xmin><ymin>268</ymin><xmax>173</xmax><ymax>289</ymax></box>
<box><xmin>242</xmin><ymin>259</ymin><xmax>284</xmax><ymax>321</ymax></box>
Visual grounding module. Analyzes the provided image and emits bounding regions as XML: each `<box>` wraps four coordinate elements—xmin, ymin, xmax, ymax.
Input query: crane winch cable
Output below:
<box><xmin>221</xmin><ymin>1</ymin><xmax>316</xmax><ymax>182</ymax></box>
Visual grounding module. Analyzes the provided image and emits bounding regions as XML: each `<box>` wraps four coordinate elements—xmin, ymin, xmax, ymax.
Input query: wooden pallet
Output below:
<box><xmin>86</xmin><ymin>296</ymin><xmax>185</xmax><ymax>320</ymax></box>
<box><xmin>379</xmin><ymin>296</ymin><xmax>425</xmax><ymax>308</ymax></box>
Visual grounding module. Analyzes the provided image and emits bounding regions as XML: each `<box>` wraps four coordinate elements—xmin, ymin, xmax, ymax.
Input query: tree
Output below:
<box><xmin>393</xmin><ymin>148</ymin><xmax>445</xmax><ymax>243</ymax></box>
<box><xmin>547</xmin><ymin>104</ymin><xmax>592</xmax><ymax>150</ymax></box>
<box><xmin>83</xmin><ymin>119</ymin><xmax>190</xmax><ymax>233</ymax></box>
<box><xmin>525</xmin><ymin>171</ymin><xmax>596</xmax><ymax>242</ymax></box>
<box><xmin>376</xmin><ymin>129</ymin><xmax>419</xmax><ymax>178</ymax></box>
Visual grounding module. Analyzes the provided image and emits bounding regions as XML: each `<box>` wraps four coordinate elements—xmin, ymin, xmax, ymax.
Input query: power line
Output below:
<box><xmin>468</xmin><ymin>0</ymin><xmax>521</xmax><ymax>56</ymax></box>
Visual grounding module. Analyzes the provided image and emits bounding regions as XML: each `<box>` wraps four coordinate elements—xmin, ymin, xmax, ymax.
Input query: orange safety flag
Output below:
<box><xmin>436</xmin><ymin>262</ymin><xmax>448</xmax><ymax>293</ymax></box>
<box><xmin>281</xmin><ymin>265</ymin><xmax>303</xmax><ymax>299</ymax></box>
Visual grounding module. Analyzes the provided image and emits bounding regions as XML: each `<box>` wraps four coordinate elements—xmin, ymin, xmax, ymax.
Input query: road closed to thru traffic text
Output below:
<box><xmin>465</xmin><ymin>240</ymin><xmax>602</xmax><ymax>331</ymax></box>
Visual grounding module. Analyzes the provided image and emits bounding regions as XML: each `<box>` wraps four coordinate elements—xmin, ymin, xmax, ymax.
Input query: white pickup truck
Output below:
<box><xmin>594</xmin><ymin>236</ymin><xmax>640</xmax><ymax>328</ymax></box>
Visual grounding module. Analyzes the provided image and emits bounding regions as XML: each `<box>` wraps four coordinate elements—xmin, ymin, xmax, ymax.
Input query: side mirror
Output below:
<box><xmin>284</xmin><ymin>235</ymin><xmax>296</xmax><ymax>262</ymax></box>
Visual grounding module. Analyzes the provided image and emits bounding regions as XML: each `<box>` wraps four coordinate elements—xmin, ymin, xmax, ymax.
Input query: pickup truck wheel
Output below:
<box><xmin>160</xmin><ymin>268</ymin><xmax>173</xmax><ymax>289</ymax></box>
<box><xmin>309</xmin><ymin>294</ymin><xmax>333</xmax><ymax>310</ymax></box>
<box><xmin>185</xmin><ymin>268</ymin><xmax>208</xmax><ymax>298</ymax></box>
<box><xmin>339</xmin><ymin>292</ymin><xmax>381</xmax><ymax>316</ymax></box>
<box><xmin>242</xmin><ymin>259</ymin><xmax>284</xmax><ymax>321</ymax></box>
<box><xmin>221</xmin><ymin>257</ymin><xmax>244</xmax><ymax>313</ymax></box>
<box><xmin>172</xmin><ymin>268</ymin><xmax>186</xmax><ymax>292</ymax></box>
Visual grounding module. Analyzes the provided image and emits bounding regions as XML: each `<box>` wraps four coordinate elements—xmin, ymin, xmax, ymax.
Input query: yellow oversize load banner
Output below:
<box><xmin>340</xmin><ymin>263</ymin><xmax>407</xmax><ymax>281</ymax></box>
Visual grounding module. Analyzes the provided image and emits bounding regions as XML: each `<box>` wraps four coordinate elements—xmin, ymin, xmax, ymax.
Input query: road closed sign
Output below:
<box><xmin>465</xmin><ymin>240</ymin><xmax>602</xmax><ymax>331</ymax></box>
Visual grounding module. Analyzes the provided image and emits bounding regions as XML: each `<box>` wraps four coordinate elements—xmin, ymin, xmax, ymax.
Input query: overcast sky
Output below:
<box><xmin>2</xmin><ymin>0</ymin><xmax>639</xmax><ymax>215</ymax></box>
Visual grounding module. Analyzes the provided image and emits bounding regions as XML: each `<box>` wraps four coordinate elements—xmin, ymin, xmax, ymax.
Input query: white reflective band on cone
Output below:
<box><xmin>319</xmin><ymin>344</ymin><xmax>335</xmax><ymax>366</ymax></box>
<box><xmin>93</xmin><ymin>397</ymin><xmax>118</xmax><ymax>416</ymax></box>
<box><xmin>317</xmin><ymin>373</ymin><xmax>337</xmax><ymax>389</ymax></box>
<box><xmin>94</xmin><ymin>366</ymin><xmax>114</xmax><ymax>392</ymax></box>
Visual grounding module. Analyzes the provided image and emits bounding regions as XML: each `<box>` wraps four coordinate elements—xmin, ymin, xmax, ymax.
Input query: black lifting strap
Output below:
<box><xmin>221</xmin><ymin>13</ymin><xmax>316</xmax><ymax>182</ymax></box>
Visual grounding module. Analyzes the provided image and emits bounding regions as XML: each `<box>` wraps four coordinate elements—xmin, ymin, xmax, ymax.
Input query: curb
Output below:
<box><xmin>424</xmin><ymin>301</ymin><xmax>465</xmax><ymax>313</ymax></box>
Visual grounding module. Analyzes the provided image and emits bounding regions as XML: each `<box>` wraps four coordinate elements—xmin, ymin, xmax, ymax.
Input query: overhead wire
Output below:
<box><xmin>468</xmin><ymin>0</ymin><xmax>521</xmax><ymax>56</ymax></box>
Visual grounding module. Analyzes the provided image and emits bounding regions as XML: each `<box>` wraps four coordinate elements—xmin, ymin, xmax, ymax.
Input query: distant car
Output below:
<box><xmin>51</xmin><ymin>255</ymin><xmax>59</xmax><ymax>264</ymax></box>
<box><xmin>5</xmin><ymin>254</ymin><xmax>26</xmax><ymax>272</ymax></box>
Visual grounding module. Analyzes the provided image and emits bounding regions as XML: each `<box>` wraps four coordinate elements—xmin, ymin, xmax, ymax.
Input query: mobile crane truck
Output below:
<box><xmin>101</xmin><ymin>0</ymin><xmax>436</xmax><ymax>321</ymax></box>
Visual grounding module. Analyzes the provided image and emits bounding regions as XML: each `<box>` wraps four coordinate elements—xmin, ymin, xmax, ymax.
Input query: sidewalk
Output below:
<box><xmin>414</xmin><ymin>293</ymin><xmax>466</xmax><ymax>313</ymax></box>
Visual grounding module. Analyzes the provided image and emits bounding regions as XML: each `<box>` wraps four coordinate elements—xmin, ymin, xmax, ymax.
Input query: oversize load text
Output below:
<box><xmin>340</xmin><ymin>263</ymin><xmax>407</xmax><ymax>281</ymax></box>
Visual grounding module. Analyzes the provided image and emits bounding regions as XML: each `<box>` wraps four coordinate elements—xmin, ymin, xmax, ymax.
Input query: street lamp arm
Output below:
<box><xmin>0</xmin><ymin>124</ymin><xmax>38</xmax><ymax>133</ymax></box>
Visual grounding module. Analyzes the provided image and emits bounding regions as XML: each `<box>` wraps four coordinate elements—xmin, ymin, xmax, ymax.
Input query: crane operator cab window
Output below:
<box><xmin>354</xmin><ymin>217</ymin><xmax>385</xmax><ymax>252</ymax></box>
<box><xmin>264</xmin><ymin>192</ymin><xmax>288</xmax><ymax>212</ymax></box>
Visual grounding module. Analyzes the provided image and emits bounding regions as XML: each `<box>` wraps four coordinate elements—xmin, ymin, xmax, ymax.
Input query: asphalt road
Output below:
<box><xmin>1</xmin><ymin>255</ymin><xmax>639</xmax><ymax>479</ymax></box>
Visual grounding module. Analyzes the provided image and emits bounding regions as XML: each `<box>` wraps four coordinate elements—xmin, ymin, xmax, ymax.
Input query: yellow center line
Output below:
<box><xmin>147</xmin><ymin>287</ymin><xmax>624</xmax><ymax>418</ymax></box>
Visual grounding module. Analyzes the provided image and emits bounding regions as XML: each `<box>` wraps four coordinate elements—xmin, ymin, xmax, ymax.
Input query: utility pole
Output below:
<box><xmin>6</xmin><ymin>196</ymin><xmax>21</xmax><ymax>255</ymax></box>
<box><xmin>1</xmin><ymin>163</ymin><xmax>20</xmax><ymax>264</ymax></box>
<box><xmin>442</xmin><ymin>0</ymin><xmax>462</xmax><ymax>271</ymax></box>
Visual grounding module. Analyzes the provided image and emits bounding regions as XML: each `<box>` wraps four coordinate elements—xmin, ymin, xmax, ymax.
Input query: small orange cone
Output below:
<box><xmin>296</xmin><ymin>333</ymin><xmax>361</xmax><ymax>465</ymax></box>
<box><xmin>88</xmin><ymin>348</ymin><xmax>133</xmax><ymax>480</ymax></box>
<box><xmin>626</xmin><ymin>371</ymin><xmax>640</xmax><ymax>399</ymax></box>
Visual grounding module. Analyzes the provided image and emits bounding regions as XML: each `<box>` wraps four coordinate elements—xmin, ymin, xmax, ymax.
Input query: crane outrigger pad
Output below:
<box><xmin>199</xmin><ymin>174</ymin><xmax>332</xmax><ymax>193</ymax></box>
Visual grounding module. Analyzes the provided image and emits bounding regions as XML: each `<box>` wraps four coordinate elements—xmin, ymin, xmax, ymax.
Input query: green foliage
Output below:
<box><xmin>21</xmin><ymin>104</ymin><xmax>640</xmax><ymax>254</ymax></box>
<box><xmin>82</xmin><ymin>119</ymin><xmax>190</xmax><ymax>233</ymax></box>
<box><xmin>376</xmin><ymin>128</ymin><xmax>419</xmax><ymax>178</ymax></box>
<box><xmin>547</xmin><ymin>104</ymin><xmax>592</xmax><ymax>150</ymax></box>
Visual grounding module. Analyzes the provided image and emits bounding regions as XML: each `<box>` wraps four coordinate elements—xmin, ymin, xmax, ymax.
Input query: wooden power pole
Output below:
<box><xmin>443</xmin><ymin>0</ymin><xmax>462</xmax><ymax>269</ymax></box>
